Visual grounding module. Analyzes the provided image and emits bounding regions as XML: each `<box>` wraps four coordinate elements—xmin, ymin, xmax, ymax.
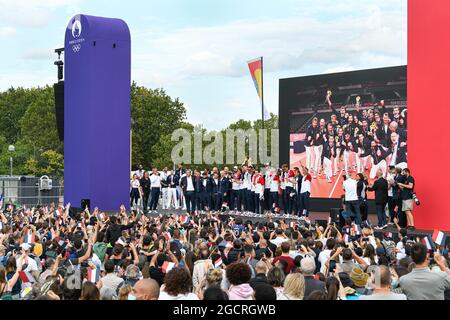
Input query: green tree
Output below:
<box><xmin>0</xmin><ymin>87</ymin><xmax>38</xmax><ymax>144</ymax></box>
<box><xmin>151</xmin><ymin>122</ymin><xmax>194</xmax><ymax>169</ymax></box>
<box><xmin>18</xmin><ymin>86</ymin><xmax>63</xmax><ymax>153</ymax></box>
<box><xmin>131</xmin><ymin>82</ymin><xmax>186</xmax><ymax>169</ymax></box>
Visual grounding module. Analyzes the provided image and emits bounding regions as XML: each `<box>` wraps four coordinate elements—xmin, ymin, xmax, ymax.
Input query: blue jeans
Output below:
<box><xmin>254</xmin><ymin>193</ymin><xmax>263</xmax><ymax>214</ymax></box>
<box><xmin>270</xmin><ymin>191</ymin><xmax>279</xmax><ymax>213</ymax></box>
<box><xmin>299</xmin><ymin>192</ymin><xmax>310</xmax><ymax>217</ymax></box>
<box><xmin>285</xmin><ymin>187</ymin><xmax>294</xmax><ymax>214</ymax></box>
<box><xmin>347</xmin><ymin>200</ymin><xmax>362</xmax><ymax>225</ymax></box>
<box><xmin>149</xmin><ymin>188</ymin><xmax>160</xmax><ymax>210</ymax></box>
<box><xmin>376</xmin><ymin>203</ymin><xmax>387</xmax><ymax>227</ymax></box>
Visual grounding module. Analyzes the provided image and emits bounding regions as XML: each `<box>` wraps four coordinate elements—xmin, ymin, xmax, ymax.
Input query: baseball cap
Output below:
<box><xmin>21</xmin><ymin>243</ymin><xmax>31</xmax><ymax>251</ymax></box>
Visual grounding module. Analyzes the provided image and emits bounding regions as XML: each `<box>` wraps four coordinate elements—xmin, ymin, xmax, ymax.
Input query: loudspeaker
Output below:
<box><xmin>293</xmin><ymin>140</ymin><xmax>305</xmax><ymax>154</ymax></box>
<box><xmin>54</xmin><ymin>81</ymin><xmax>64</xmax><ymax>141</ymax></box>
<box><xmin>81</xmin><ymin>199</ymin><xmax>90</xmax><ymax>211</ymax></box>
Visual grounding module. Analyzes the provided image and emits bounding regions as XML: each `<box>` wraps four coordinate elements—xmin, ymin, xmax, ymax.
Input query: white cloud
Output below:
<box><xmin>0</xmin><ymin>26</ymin><xmax>15</xmax><ymax>37</ymax></box>
<box><xmin>22</xmin><ymin>48</ymin><xmax>54</xmax><ymax>60</ymax></box>
<box><xmin>133</xmin><ymin>3</ymin><xmax>406</xmax><ymax>88</ymax></box>
<box><xmin>0</xmin><ymin>0</ymin><xmax>83</xmax><ymax>27</ymax></box>
<box><xmin>0</xmin><ymin>72</ymin><xmax>54</xmax><ymax>90</ymax></box>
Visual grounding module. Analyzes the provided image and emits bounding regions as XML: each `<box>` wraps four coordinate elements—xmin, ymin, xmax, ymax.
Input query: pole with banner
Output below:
<box><xmin>247</xmin><ymin>57</ymin><xmax>268</xmax><ymax>129</ymax></box>
<box><xmin>260</xmin><ymin>56</ymin><xmax>264</xmax><ymax>129</ymax></box>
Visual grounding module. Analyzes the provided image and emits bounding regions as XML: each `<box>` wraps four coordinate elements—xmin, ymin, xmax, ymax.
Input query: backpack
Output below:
<box><xmin>381</xmin><ymin>239</ymin><xmax>396</xmax><ymax>261</ymax></box>
<box><xmin>93</xmin><ymin>242</ymin><xmax>108</xmax><ymax>262</ymax></box>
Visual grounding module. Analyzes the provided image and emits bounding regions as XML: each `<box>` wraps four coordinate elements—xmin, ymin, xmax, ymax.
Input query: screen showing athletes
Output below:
<box><xmin>284</xmin><ymin>66</ymin><xmax>407</xmax><ymax>199</ymax></box>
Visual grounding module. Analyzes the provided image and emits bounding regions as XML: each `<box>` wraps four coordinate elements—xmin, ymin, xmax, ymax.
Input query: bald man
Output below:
<box><xmin>130</xmin><ymin>278</ymin><xmax>160</xmax><ymax>300</ymax></box>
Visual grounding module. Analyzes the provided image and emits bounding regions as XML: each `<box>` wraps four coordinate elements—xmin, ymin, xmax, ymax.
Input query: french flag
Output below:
<box><xmin>88</xmin><ymin>268</ymin><xmax>100</xmax><ymax>283</ymax></box>
<box><xmin>422</xmin><ymin>235</ymin><xmax>434</xmax><ymax>250</ymax></box>
<box><xmin>180</xmin><ymin>215</ymin><xmax>190</xmax><ymax>224</ymax></box>
<box><xmin>162</xmin><ymin>261</ymin><xmax>175</xmax><ymax>273</ymax></box>
<box><xmin>163</xmin><ymin>231</ymin><xmax>171</xmax><ymax>241</ymax></box>
<box><xmin>432</xmin><ymin>229</ymin><xmax>446</xmax><ymax>246</ymax></box>
<box><xmin>24</xmin><ymin>229</ymin><xmax>35</xmax><ymax>244</ymax></box>
<box><xmin>214</xmin><ymin>257</ymin><xmax>223</xmax><ymax>268</ymax></box>
<box><xmin>19</xmin><ymin>271</ymin><xmax>36</xmax><ymax>283</ymax></box>
<box><xmin>190</xmin><ymin>219</ymin><xmax>198</xmax><ymax>228</ymax></box>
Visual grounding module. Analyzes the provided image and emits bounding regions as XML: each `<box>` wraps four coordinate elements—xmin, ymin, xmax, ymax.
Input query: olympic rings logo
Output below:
<box><xmin>72</xmin><ymin>44</ymin><xmax>81</xmax><ymax>53</ymax></box>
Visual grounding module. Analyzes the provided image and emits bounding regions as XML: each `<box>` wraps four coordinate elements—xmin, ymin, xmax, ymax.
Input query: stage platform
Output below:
<box><xmin>118</xmin><ymin>209</ymin><xmax>449</xmax><ymax>246</ymax></box>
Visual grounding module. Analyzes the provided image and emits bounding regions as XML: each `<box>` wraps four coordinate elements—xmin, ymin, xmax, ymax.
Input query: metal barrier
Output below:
<box><xmin>0</xmin><ymin>176</ymin><xmax>64</xmax><ymax>207</ymax></box>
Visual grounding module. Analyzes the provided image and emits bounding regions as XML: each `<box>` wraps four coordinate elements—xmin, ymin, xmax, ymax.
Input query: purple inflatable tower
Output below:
<box><xmin>64</xmin><ymin>14</ymin><xmax>131</xmax><ymax>211</ymax></box>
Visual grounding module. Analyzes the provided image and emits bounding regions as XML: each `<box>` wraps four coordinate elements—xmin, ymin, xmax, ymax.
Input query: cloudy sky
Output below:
<box><xmin>0</xmin><ymin>0</ymin><xmax>407</xmax><ymax>130</ymax></box>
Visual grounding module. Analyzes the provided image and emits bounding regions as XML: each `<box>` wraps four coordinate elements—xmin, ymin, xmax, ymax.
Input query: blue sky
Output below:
<box><xmin>0</xmin><ymin>0</ymin><xmax>406</xmax><ymax>130</ymax></box>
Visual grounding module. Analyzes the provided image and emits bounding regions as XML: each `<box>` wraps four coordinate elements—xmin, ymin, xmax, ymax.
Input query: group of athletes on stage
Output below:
<box><xmin>303</xmin><ymin>91</ymin><xmax>407</xmax><ymax>183</ymax></box>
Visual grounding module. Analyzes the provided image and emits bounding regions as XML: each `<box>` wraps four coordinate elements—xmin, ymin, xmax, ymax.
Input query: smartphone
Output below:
<box><xmin>329</xmin><ymin>260</ymin><xmax>336</xmax><ymax>273</ymax></box>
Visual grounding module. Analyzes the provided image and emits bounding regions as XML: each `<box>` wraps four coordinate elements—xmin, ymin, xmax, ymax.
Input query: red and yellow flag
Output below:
<box><xmin>247</xmin><ymin>57</ymin><xmax>263</xmax><ymax>100</ymax></box>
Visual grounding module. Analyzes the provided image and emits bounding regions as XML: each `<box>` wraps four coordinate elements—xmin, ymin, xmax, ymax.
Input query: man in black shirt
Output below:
<box><xmin>375</xmin><ymin>113</ymin><xmax>391</xmax><ymax>148</ymax></box>
<box><xmin>369</xmin><ymin>140</ymin><xmax>389</xmax><ymax>179</ymax></box>
<box><xmin>398</xmin><ymin>168</ymin><xmax>415</xmax><ymax>230</ymax></box>
<box><xmin>356</xmin><ymin>133</ymin><xmax>371</xmax><ymax>173</ymax></box>
<box><xmin>305</xmin><ymin>117</ymin><xmax>319</xmax><ymax>173</ymax></box>
<box><xmin>368</xmin><ymin>169</ymin><xmax>389</xmax><ymax>229</ymax></box>
<box><xmin>322</xmin><ymin>135</ymin><xmax>336</xmax><ymax>183</ymax></box>
<box><xmin>342</xmin><ymin>132</ymin><xmax>357</xmax><ymax>174</ymax></box>
<box><xmin>335</xmin><ymin>127</ymin><xmax>345</xmax><ymax>175</ymax></box>
<box><xmin>388</xmin><ymin>131</ymin><xmax>407</xmax><ymax>169</ymax></box>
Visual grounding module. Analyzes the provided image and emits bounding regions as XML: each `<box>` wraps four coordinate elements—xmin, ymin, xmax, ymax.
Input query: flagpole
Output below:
<box><xmin>261</xmin><ymin>56</ymin><xmax>265</xmax><ymax>130</ymax></box>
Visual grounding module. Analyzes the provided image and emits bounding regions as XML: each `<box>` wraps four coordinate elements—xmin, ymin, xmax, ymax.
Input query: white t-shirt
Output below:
<box><xmin>318</xmin><ymin>249</ymin><xmax>332</xmax><ymax>274</ymax></box>
<box><xmin>150</xmin><ymin>174</ymin><xmax>161</xmax><ymax>188</ymax></box>
<box><xmin>396</xmin><ymin>241</ymin><xmax>406</xmax><ymax>260</ymax></box>
<box><xmin>270</xmin><ymin>236</ymin><xmax>288</xmax><ymax>247</ymax></box>
<box><xmin>186</xmin><ymin>177</ymin><xmax>195</xmax><ymax>191</ymax></box>
<box><xmin>359</xmin><ymin>292</ymin><xmax>407</xmax><ymax>300</ymax></box>
<box><xmin>270</xmin><ymin>176</ymin><xmax>279</xmax><ymax>192</ymax></box>
<box><xmin>135</xmin><ymin>170</ymin><xmax>145</xmax><ymax>179</ymax></box>
<box><xmin>158</xmin><ymin>291</ymin><xmax>199</xmax><ymax>300</ymax></box>
<box><xmin>343</xmin><ymin>179</ymin><xmax>358</xmax><ymax>201</ymax></box>
<box><xmin>131</xmin><ymin>179</ymin><xmax>140</xmax><ymax>189</ymax></box>
<box><xmin>300</xmin><ymin>175</ymin><xmax>312</xmax><ymax>194</ymax></box>
<box><xmin>386</xmin><ymin>173</ymin><xmax>395</xmax><ymax>197</ymax></box>
<box><xmin>16</xmin><ymin>255</ymin><xmax>38</xmax><ymax>273</ymax></box>
<box><xmin>232</xmin><ymin>174</ymin><xmax>241</xmax><ymax>190</ymax></box>
<box><xmin>264</xmin><ymin>171</ymin><xmax>272</xmax><ymax>189</ymax></box>
<box><xmin>246</xmin><ymin>173</ymin><xmax>253</xmax><ymax>190</ymax></box>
